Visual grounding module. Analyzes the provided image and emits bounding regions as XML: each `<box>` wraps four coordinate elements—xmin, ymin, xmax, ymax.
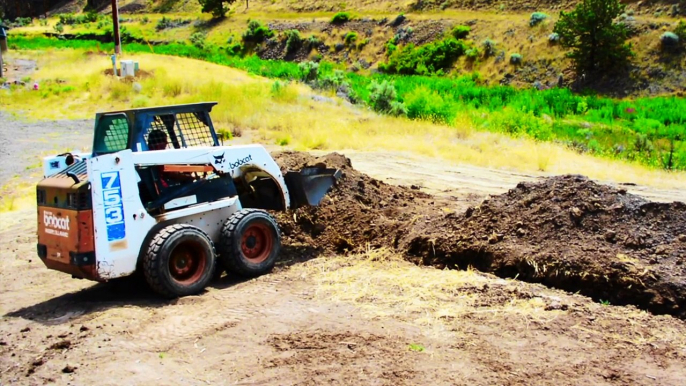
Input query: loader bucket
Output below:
<box><xmin>285</xmin><ymin>167</ymin><xmax>342</xmax><ymax>209</ymax></box>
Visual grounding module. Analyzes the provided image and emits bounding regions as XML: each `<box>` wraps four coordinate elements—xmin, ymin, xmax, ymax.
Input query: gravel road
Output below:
<box><xmin>0</xmin><ymin>112</ymin><xmax>92</xmax><ymax>185</ymax></box>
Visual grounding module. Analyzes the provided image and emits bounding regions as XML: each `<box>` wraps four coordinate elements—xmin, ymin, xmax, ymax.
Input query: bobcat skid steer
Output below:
<box><xmin>36</xmin><ymin>102</ymin><xmax>340</xmax><ymax>297</ymax></box>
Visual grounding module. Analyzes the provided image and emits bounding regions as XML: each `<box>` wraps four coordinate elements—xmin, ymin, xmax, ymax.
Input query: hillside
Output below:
<box><xmin>4</xmin><ymin>0</ymin><xmax>686</xmax><ymax>97</ymax></box>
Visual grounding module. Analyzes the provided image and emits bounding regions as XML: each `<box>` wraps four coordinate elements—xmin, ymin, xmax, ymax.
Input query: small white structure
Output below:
<box><xmin>120</xmin><ymin>60</ymin><xmax>138</xmax><ymax>77</ymax></box>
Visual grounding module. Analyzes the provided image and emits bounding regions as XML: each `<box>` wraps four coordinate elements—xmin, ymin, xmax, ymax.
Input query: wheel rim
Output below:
<box><xmin>169</xmin><ymin>240</ymin><xmax>207</xmax><ymax>285</ymax></box>
<box><xmin>241</xmin><ymin>223</ymin><xmax>273</xmax><ymax>264</ymax></box>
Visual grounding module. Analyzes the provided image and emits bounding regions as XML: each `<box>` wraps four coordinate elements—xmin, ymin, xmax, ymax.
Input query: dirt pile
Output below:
<box><xmin>273</xmin><ymin>151</ymin><xmax>446</xmax><ymax>253</ymax></box>
<box><xmin>274</xmin><ymin>152</ymin><xmax>686</xmax><ymax>318</ymax></box>
<box><xmin>408</xmin><ymin>175</ymin><xmax>686</xmax><ymax>318</ymax></box>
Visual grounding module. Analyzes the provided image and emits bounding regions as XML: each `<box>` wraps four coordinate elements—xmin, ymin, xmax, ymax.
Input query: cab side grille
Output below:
<box><xmin>67</xmin><ymin>191</ymin><xmax>92</xmax><ymax>210</ymax></box>
<box><xmin>37</xmin><ymin>189</ymin><xmax>46</xmax><ymax>205</ymax></box>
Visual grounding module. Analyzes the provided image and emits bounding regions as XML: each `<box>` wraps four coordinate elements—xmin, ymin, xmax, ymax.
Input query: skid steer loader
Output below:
<box><xmin>36</xmin><ymin>102</ymin><xmax>340</xmax><ymax>297</ymax></box>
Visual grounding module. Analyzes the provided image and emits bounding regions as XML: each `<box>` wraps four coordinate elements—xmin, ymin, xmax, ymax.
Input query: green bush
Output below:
<box><xmin>368</xmin><ymin>80</ymin><xmax>406</xmax><ymax>116</ymax></box>
<box><xmin>344</xmin><ymin>31</ymin><xmax>358</xmax><ymax>45</ymax></box>
<box><xmin>53</xmin><ymin>22</ymin><xmax>65</xmax><ymax>34</ymax></box>
<box><xmin>660</xmin><ymin>32</ymin><xmax>679</xmax><ymax>49</ymax></box>
<box><xmin>529</xmin><ymin>12</ymin><xmax>548</xmax><ymax>27</ymax></box>
<box><xmin>510</xmin><ymin>53</ymin><xmax>523</xmax><ymax>65</ymax></box>
<box><xmin>226</xmin><ymin>41</ymin><xmax>243</xmax><ymax>55</ymax></box>
<box><xmin>331</xmin><ymin>12</ymin><xmax>352</xmax><ymax>24</ymax></box>
<box><xmin>190</xmin><ymin>32</ymin><xmax>207</xmax><ymax>49</ymax></box>
<box><xmin>284</xmin><ymin>29</ymin><xmax>302</xmax><ymax>54</ymax></box>
<box><xmin>451</xmin><ymin>25</ymin><xmax>470</xmax><ymax>39</ymax></box>
<box><xmin>298</xmin><ymin>61</ymin><xmax>319</xmax><ymax>82</ymax></box>
<box><xmin>155</xmin><ymin>17</ymin><xmax>191</xmax><ymax>31</ymax></box>
<box><xmin>465</xmin><ymin>47</ymin><xmax>480</xmax><ymax>60</ymax></box>
<box><xmin>379</xmin><ymin>38</ymin><xmax>467</xmax><ymax>75</ymax></box>
<box><xmin>482</xmin><ymin>39</ymin><xmax>497</xmax><ymax>57</ymax></box>
<box><xmin>58</xmin><ymin>11</ymin><xmax>99</xmax><ymax>25</ymax></box>
<box><xmin>307</xmin><ymin>35</ymin><xmax>321</xmax><ymax>47</ymax></box>
<box><xmin>488</xmin><ymin>110</ymin><xmax>554</xmax><ymax>140</ymax></box>
<box><xmin>404</xmin><ymin>86</ymin><xmax>456</xmax><ymax>123</ymax></box>
<box><xmin>673</xmin><ymin>20</ymin><xmax>686</xmax><ymax>47</ymax></box>
<box><xmin>242</xmin><ymin>20</ymin><xmax>275</xmax><ymax>43</ymax></box>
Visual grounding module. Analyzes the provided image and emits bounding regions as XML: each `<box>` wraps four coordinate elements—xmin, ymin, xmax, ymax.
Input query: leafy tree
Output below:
<box><xmin>553</xmin><ymin>0</ymin><xmax>633</xmax><ymax>78</ymax></box>
<box><xmin>198</xmin><ymin>0</ymin><xmax>236</xmax><ymax>18</ymax></box>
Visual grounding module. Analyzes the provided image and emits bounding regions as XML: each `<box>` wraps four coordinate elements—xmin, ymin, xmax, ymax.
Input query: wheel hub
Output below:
<box><xmin>240</xmin><ymin>223</ymin><xmax>273</xmax><ymax>263</ymax></box>
<box><xmin>168</xmin><ymin>242</ymin><xmax>207</xmax><ymax>285</ymax></box>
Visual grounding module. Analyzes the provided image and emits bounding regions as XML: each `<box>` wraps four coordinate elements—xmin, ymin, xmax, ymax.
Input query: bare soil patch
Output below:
<box><xmin>273</xmin><ymin>151</ymin><xmax>686</xmax><ymax>319</ymax></box>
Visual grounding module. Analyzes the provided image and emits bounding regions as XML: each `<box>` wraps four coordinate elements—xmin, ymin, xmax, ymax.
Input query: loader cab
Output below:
<box><xmin>92</xmin><ymin>102</ymin><xmax>221</xmax><ymax>156</ymax></box>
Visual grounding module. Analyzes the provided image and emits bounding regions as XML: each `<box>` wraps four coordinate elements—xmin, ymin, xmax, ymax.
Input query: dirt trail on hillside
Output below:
<box><xmin>274</xmin><ymin>151</ymin><xmax>686</xmax><ymax>319</ymax></box>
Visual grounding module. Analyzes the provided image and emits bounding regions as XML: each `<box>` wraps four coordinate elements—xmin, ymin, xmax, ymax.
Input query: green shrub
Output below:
<box><xmin>510</xmin><ymin>53</ymin><xmax>523</xmax><ymax>65</ymax></box>
<box><xmin>482</xmin><ymin>39</ymin><xmax>497</xmax><ymax>57</ymax></box>
<box><xmin>465</xmin><ymin>47</ymin><xmax>480</xmax><ymax>60</ymax></box>
<box><xmin>488</xmin><ymin>110</ymin><xmax>553</xmax><ymax>140</ymax></box>
<box><xmin>548</xmin><ymin>32</ymin><xmax>560</xmax><ymax>43</ymax></box>
<box><xmin>404</xmin><ymin>86</ymin><xmax>456</xmax><ymax>123</ymax></box>
<box><xmin>226</xmin><ymin>41</ymin><xmax>243</xmax><ymax>55</ymax></box>
<box><xmin>529</xmin><ymin>12</ymin><xmax>548</xmax><ymax>27</ymax></box>
<box><xmin>53</xmin><ymin>22</ymin><xmax>65</xmax><ymax>34</ymax></box>
<box><xmin>242</xmin><ymin>20</ymin><xmax>275</xmax><ymax>43</ymax></box>
<box><xmin>660</xmin><ymin>32</ymin><xmax>679</xmax><ymax>49</ymax></box>
<box><xmin>379</xmin><ymin>38</ymin><xmax>467</xmax><ymax>75</ymax></box>
<box><xmin>298</xmin><ymin>61</ymin><xmax>319</xmax><ymax>82</ymax></box>
<box><xmin>307</xmin><ymin>35</ymin><xmax>321</xmax><ymax>47</ymax></box>
<box><xmin>675</xmin><ymin>20</ymin><xmax>686</xmax><ymax>43</ymax></box>
<box><xmin>331</xmin><ymin>12</ymin><xmax>352</xmax><ymax>24</ymax></box>
<box><xmin>190</xmin><ymin>32</ymin><xmax>207</xmax><ymax>49</ymax></box>
<box><xmin>451</xmin><ymin>25</ymin><xmax>471</xmax><ymax>39</ymax></box>
<box><xmin>284</xmin><ymin>29</ymin><xmax>302</xmax><ymax>54</ymax></box>
<box><xmin>368</xmin><ymin>80</ymin><xmax>406</xmax><ymax>116</ymax></box>
<box><xmin>217</xmin><ymin>128</ymin><xmax>233</xmax><ymax>143</ymax></box>
<box><xmin>155</xmin><ymin>17</ymin><xmax>191</xmax><ymax>31</ymax></box>
<box><xmin>344</xmin><ymin>31</ymin><xmax>358</xmax><ymax>45</ymax></box>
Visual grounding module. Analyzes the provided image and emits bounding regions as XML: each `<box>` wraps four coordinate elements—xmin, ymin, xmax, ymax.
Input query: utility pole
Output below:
<box><xmin>111</xmin><ymin>0</ymin><xmax>121</xmax><ymax>54</ymax></box>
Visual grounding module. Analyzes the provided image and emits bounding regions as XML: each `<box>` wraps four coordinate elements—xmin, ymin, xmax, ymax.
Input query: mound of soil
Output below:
<box><xmin>274</xmin><ymin>151</ymin><xmax>686</xmax><ymax>319</ymax></box>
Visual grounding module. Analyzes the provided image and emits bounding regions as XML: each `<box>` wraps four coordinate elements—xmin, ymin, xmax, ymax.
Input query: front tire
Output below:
<box><xmin>143</xmin><ymin>224</ymin><xmax>217</xmax><ymax>298</ymax></box>
<box><xmin>218</xmin><ymin>209</ymin><xmax>281</xmax><ymax>278</ymax></box>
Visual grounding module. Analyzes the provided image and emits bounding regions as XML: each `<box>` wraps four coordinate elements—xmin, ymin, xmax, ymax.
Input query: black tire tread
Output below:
<box><xmin>219</xmin><ymin>209</ymin><xmax>281</xmax><ymax>277</ymax></box>
<box><xmin>143</xmin><ymin>224</ymin><xmax>216</xmax><ymax>298</ymax></box>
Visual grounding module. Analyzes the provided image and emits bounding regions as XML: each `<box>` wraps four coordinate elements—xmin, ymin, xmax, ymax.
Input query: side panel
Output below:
<box><xmin>156</xmin><ymin>197</ymin><xmax>242</xmax><ymax>243</ymax></box>
<box><xmin>89</xmin><ymin>150</ymin><xmax>156</xmax><ymax>279</ymax></box>
<box><xmin>131</xmin><ymin>144</ymin><xmax>292</xmax><ymax>208</ymax></box>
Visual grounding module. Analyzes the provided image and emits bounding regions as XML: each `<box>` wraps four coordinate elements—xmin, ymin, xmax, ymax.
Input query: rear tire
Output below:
<box><xmin>218</xmin><ymin>209</ymin><xmax>281</xmax><ymax>278</ymax></box>
<box><xmin>143</xmin><ymin>224</ymin><xmax>216</xmax><ymax>298</ymax></box>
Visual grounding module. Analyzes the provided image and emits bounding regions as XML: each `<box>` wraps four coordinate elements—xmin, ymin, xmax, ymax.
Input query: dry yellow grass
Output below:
<box><xmin>1</xmin><ymin>49</ymin><xmax>685</xmax><ymax>193</ymax></box>
<box><xmin>288</xmin><ymin>249</ymin><xmax>558</xmax><ymax>333</ymax></box>
<box><xmin>288</xmin><ymin>249</ymin><xmax>686</xmax><ymax>346</ymax></box>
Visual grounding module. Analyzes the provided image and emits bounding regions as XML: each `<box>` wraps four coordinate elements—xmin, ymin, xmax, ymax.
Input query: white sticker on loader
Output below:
<box><xmin>101</xmin><ymin>171</ymin><xmax>126</xmax><ymax>241</ymax></box>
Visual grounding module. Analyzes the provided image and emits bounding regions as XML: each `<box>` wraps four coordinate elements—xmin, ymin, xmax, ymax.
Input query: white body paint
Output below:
<box><xmin>87</xmin><ymin>145</ymin><xmax>288</xmax><ymax>280</ymax></box>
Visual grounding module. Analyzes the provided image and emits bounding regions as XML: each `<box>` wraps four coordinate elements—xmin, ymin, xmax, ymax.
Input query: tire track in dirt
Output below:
<box><xmin>110</xmin><ymin>277</ymin><xmax>291</xmax><ymax>352</ymax></box>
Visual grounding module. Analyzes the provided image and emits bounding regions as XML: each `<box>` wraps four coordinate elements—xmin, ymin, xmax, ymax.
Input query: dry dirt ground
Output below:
<box><xmin>1</xmin><ymin>117</ymin><xmax>686</xmax><ymax>385</ymax></box>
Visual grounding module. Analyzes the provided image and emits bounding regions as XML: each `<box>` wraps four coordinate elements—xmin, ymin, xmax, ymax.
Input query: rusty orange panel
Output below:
<box><xmin>38</xmin><ymin>207</ymin><xmax>93</xmax><ymax>265</ymax></box>
<box><xmin>77</xmin><ymin>210</ymin><xmax>95</xmax><ymax>252</ymax></box>
<box><xmin>162</xmin><ymin>164</ymin><xmax>214</xmax><ymax>173</ymax></box>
